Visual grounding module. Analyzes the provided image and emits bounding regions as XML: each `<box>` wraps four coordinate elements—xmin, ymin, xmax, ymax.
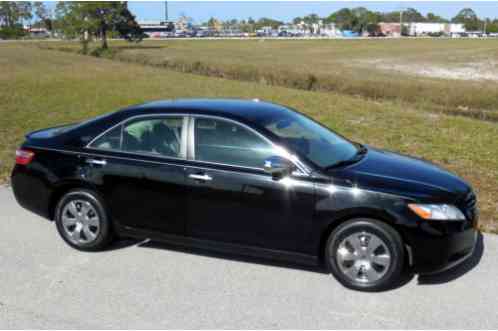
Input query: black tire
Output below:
<box><xmin>325</xmin><ymin>218</ymin><xmax>404</xmax><ymax>291</ymax></box>
<box><xmin>55</xmin><ymin>189</ymin><xmax>113</xmax><ymax>251</ymax></box>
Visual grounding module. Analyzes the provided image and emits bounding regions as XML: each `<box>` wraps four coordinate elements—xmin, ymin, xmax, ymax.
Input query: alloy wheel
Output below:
<box><xmin>61</xmin><ymin>199</ymin><xmax>100</xmax><ymax>245</ymax></box>
<box><xmin>335</xmin><ymin>231</ymin><xmax>392</xmax><ymax>284</ymax></box>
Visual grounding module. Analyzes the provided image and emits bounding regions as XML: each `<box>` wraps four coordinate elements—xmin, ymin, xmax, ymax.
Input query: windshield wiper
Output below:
<box><xmin>325</xmin><ymin>144</ymin><xmax>367</xmax><ymax>170</ymax></box>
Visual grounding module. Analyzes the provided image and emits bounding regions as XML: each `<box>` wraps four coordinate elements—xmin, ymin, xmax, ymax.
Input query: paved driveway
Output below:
<box><xmin>1</xmin><ymin>186</ymin><xmax>497</xmax><ymax>329</ymax></box>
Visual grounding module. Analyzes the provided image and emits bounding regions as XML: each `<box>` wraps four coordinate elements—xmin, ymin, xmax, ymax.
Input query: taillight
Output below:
<box><xmin>15</xmin><ymin>149</ymin><xmax>35</xmax><ymax>165</ymax></box>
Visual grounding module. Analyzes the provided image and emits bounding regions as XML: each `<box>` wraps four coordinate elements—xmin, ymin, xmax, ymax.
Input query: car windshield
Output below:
<box><xmin>261</xmin><ymin>110</ymin><xmax>359</xmax><ymax>169</ymax></box>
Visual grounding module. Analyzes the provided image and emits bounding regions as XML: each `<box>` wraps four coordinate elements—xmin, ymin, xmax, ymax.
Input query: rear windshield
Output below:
<box><xmin>28</xmin><ymin>124</ymin><xmax>77</xmax><ymax>139</ymax></box>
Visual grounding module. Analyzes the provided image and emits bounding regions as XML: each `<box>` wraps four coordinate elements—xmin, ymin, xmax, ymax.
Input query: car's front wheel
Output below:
<box><xmin>325</xmin><ymin>218</ymin><xmax>404</xmax><ymax>291</ymax></box>
<box><xmin>55</xmin><ymin>189</ymin><xmax>113</xmax><ymax>251</ymax></box>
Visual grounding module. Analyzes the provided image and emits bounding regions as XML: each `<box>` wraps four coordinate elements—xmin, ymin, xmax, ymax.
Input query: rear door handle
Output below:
<box><xmin>188</xmin><ymin>173</ymin><xmax>212</xmax><ymax>181</ymax></box>
<box><xmin>86</xmin><ymin>158</ymin><xmax>107</xmax><ymax>166</ymax></box>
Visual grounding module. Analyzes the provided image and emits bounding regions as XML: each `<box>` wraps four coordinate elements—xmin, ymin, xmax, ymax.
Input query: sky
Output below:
<box><xmin>126</xmin><ymin>1</ymin><xmax>498</xmax><ymax>23</ymax></box>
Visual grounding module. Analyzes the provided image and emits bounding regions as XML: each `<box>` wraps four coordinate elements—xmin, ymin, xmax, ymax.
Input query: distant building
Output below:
<box><xmin>341</xmin><ymin>30</ymin><xmax>360</xmax><ymax>38</ymax></box>
<box><xmin>138</xmin><ymin>20</ymin><xmax>175</xmax><ymax>38</ymax></box>
<box><xmin>320</xmin><ymin>23</ymin><xmax>339</xmax><ymax>37</ymax></box>
<box><xmin>409</xmin><ymin>23</ymin><xmax>446</xmax><ymax>35</ymax></box>
<box><xmin>379</xmin><ymin>22</ymin><xmax>466</xmax><ymax>37</ymax></box>
<box><xmin>23</xmin><ymin>27</ymin><xmax>50</xmax><ymax>38</ymax></box>
<box><xmin>447</xmin><ymin>23</ymin><xmax>466</xmax><ymax>35</ymax></box>
<box><xmin>255</xmin><ymin>26</ymin><xmax>274</xmax><ymax>37</ymax></box>
<box><xmin>409</xmin><ymin>23</ymin><xmax>465</xmax><ymax>36</ymax></box>
<box><xmin>378</xmin><ymin>23</ymin><xmax>403</xmax><ymax>37</ymax></box>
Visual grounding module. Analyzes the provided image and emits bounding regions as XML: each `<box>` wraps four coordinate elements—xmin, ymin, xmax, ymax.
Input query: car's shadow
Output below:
<box><xmin>137</xmin><ymin>239</ymin><xmax>329</xmax><ymax>274</ymax></box>
<box><xmin>105</xmin><ymin>232</ymin><xmax>484</xmax><ymax>290</ymax></box>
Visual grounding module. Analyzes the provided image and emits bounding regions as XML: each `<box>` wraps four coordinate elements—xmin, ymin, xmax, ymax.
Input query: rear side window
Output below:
<box><xmin>88</xmin><ymin>117</ymin><xmax>184</xmax><ymax>159</ymax></box>
<box><xmin>194</xmin><ymin>118</ymin><xmax>274</xmax><ymax>168</ymax></box>
<box><xmin>122</xmin><ymin>117</ymin><xmax>183</xmax><ymax>158</ymax></box>
<box><xmin>89</xmin><ymin>125</ymin><xmax>122</xmax><ymax>150</ymax></box>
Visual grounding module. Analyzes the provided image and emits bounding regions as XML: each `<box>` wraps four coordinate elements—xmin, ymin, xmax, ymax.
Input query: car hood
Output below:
<box><xmin>329</xmin><ymin>147</ymin><xmax>470</xmax><ymax>202</ymax></box>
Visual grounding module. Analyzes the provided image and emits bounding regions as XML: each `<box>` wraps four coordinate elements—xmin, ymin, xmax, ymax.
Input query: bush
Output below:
<box><xmin>89</xmin><ymin>47</ymin><xmax>117</xmax><ymax>58</ymax></box>
<box><xmin>0</xmin><ymin>25</ymin><xmax>26</xmax><ymax>39</ymax></box>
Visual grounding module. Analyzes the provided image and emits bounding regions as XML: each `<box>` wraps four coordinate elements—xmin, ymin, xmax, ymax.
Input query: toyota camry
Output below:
<box><xmin>11</xmin><ymin>99</ymin><xmax>478</xmax><ymax>291</ymax></box>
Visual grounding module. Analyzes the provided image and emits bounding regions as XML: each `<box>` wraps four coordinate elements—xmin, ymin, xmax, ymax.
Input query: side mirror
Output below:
<box><xmin>263</xmin><ymin>156</ymin><xmax>294</xmax><ymax>179</ymax></box>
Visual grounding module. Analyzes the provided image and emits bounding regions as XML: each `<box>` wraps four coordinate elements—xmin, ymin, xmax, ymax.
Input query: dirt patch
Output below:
<box><xmin>360</xmin><ymin>59</ymin><xmax>498</xmax><ymax>81</ymax></box>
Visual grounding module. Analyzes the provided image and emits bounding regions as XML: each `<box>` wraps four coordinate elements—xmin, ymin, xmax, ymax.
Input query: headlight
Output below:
<box><xmin>408</xmin><ymin>204</ymin><xmax>466</xmax><ymax>221</ymax></box>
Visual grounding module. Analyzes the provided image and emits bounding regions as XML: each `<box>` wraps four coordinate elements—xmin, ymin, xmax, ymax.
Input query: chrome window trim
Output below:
<box><xmin>29</xmin><ymin>146</ymin><xmax>274</xmax><ymax>176</ymax></box>
<box><xmin>85</xmin><ymin>113</ymin><xmax>189</xmax><ymax>160</ymax></box>
<box><xmin>189</xmin><ymin>114</ymin><xmax>311</xmax><ymax>176</ymax></box>
<box><xmin>83</xmin><ymin>112</ymin><xmax>312</xmax><ymax>176</ymax></box>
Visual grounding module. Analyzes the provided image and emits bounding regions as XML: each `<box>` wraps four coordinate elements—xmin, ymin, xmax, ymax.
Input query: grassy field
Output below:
<box><xmin>38</xmin><ymin>38</ymin><xmax>498</xmax><ymax>121</ymax></box>
<box><xmin>1</xmin><ymin>42</ymin><xmax>497</xmax><ymax>232</ymax></box>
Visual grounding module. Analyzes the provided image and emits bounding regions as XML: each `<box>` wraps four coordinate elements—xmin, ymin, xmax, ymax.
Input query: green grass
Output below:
<box><xmin>1</xmin><ymin>43</ymin><xmax>498</xmax><ymax>233</ymax></box>
<box><xmin>37</xmin><ymin>38</ymin><xmax>498</xmax><ymax>121</ymax></box>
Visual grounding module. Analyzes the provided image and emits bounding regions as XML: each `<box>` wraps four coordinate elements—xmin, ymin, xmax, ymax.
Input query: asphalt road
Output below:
<box><xmin>1</xmin><ymin>186</ymin><xmax>497</xmax><ymax>329</ymax></box>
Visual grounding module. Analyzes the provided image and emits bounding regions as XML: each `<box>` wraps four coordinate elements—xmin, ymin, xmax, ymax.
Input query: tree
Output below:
<box><xmin>207</xmin><ymin>17</ymin><xmax>221</xmax><ymax>31</ymax></box>
<box><xmin>366</xmin><ymin>23</ymin><xmax>381</xmax><ymax>36</ymax></box>
<box><xmin>326</xmin><ymin>8</ymin><xmax>354</xmax><ymax>30</ymax></box>
<box><xmin>403</xmin><ymin>8</ymin><xmax>426</xmax><ymax>22</ymax></box>
<box><xmin>239</xmin><ymin>18</ymin><xmax>255</xmax><ymax>33</ymax></box>
<box><xmin>325</xmin><ymin>7</ymin><xmax>380</xmax><ymax>33</ymax></box>
<box><xmin>486</xmin><ymin>19</ymin><xmax>498</xmax><ymax>33</ymax></box>
<box><xmin>294</xmin><ymin>13</ymin><xmax>321</xmax><ymax>33</ymax></box>
<box><xmin>379</xmin><ymin>8</ymin><xmax>425</xmax><ymax>23</ymax></box>
<box><xmin>351</xmin><ymin>7</ymin><xmax>377</xmax><ymax>33</ymax></box>
<box><xmin>452</xmin><ymin>8</ymin><xmax>481</xmax><ymax>31</ymax></box>
<box><xmin>401</xmin><ymin>24</ymin><xmax>409</xmax><ymax>36</ymax></box>
<box><xmin>292</xmin><ymin>16</ymin><xmax>303</xmax><ymax>25</ymax></box>
<box><xmin>0</xmin><ymin>2</ymin><xmax>32</xmax><ymax>39</ymax></box>
<box><xmin>254</xmin><ymin>17</ymin><xmax>282</xmax><ymax>30</ymax></box>
<box><xmin>56</xmin><ymin>2</ymin><xmax>143</xmax><ymax>53</ymax></box>
<box><xmin>0</xmin><ymin>2</ymin><xmax>32</xmax><ymax>27</ymax></box>
<box><xmin>112</xmin><ymin>3</ymin><xmax>144</xmax><ymax>43</ymax></box>
<box><xmin>302</xmin><ymin>13</ymin><xmax>320</xmax><ymax>25</ymax></box>
<box><xmin>34</xmin><ymin>2</ymin><xmax>52</xmax><ymax>31</ymax></box>
<box><xmin>426</xmin><ymin>12</ymin><xmax>448</xmax><ymax>23</ymax></box>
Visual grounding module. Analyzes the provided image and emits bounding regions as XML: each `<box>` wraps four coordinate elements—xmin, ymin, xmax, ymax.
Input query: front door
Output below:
<box><xmin>185</xmin><ymin>116</ymin><xmax>315</xmax><ymax>254</ymax></box>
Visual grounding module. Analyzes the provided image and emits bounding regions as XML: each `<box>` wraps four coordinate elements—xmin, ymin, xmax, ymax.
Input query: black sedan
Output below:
<box><xmin>11</xmin><ymin>99</ymin><xmax>478</xmax><ymax>291</ymax></box>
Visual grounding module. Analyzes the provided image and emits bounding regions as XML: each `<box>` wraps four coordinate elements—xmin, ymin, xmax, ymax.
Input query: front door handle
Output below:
<box><xmin>188</xmin><ymin>173</ymin><xmax>212</xmax><ymax>181</ymax></box>
<box><xmin>86</xmin><ymin>158</ymin><xmax>107</xmax><ymax>166</ymax></box>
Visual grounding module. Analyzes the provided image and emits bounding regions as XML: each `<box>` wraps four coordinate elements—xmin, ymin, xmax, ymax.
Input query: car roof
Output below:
<box><xmin>65</xmin><ymin>99</ymin><xmax>299</xmax><ymax>148</ymax></box>
<box><xmin>121</xmin><ymin>98</ymin><xmax>294</xmax><ymax>124</ymax></box>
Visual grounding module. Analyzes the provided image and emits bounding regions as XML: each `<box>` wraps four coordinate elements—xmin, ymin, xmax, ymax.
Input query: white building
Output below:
<box><xmin>408</xmin><ymin>23</ymin><xmax>465</xmax><ymax>36</ymax></box>
<box><xmin>320</xmin><ymin>23</ymin><xmax>339</xmax><ymax>37</ymax></box>
<box><xmin>448</xmin><ymin>23</ymin><xmax>466</xmax><ymax>34</ymax></box>
<box><xmin>409</xmin><ymin>23</ymin><xmax>445</xmax><ymax>35</ymax></box>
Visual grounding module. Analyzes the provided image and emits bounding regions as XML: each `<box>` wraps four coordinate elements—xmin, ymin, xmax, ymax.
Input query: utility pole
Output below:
<box><xmin>399</xmin><ymin>8</ymin><xmax>403</xmax><ymax>37</ymax></box>
<box><xmin>164</xmin><ymin>1</ymin><xmax>168</xmax><ymax>22</ymax></box>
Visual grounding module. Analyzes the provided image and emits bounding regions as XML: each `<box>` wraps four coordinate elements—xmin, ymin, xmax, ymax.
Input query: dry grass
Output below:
<box><xmin>37</xmin><ymin>38</ymin><xmax>498</xmax><ymax>121</ymax></box>
<box><xmin>1</xmin><ymin>43</ymin><xmax>498</xmax><ymax>232</ymax></box>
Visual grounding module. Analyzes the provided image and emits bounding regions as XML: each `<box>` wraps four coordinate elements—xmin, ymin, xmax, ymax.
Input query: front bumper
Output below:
<box><xmin>417</xmin><ymin>229</ymin><xmax>477</xmax><ymax>275</ymax></box>
<box><xmin>401</xmin><ymin>220</ymin><xmax>478</xmax><ymax>274</ymax></box>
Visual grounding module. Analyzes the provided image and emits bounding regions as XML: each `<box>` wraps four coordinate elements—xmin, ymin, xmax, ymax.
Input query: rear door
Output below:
<box><xmin>185</xmin><ymin>116</ymin><xmax>316</xmax><ymax>254</ymax></box>
<box><xmin>85</xmin><ymin>115</ymin><xmax>188</xmax><ymax>235</ymax></box>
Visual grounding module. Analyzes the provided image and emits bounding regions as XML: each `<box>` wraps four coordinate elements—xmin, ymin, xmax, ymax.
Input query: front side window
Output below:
<box><xmin>261</xmin><ymin>110</ymin><xmax>358</xmax><ymax>169</ymax></box>
<box><xmin>194</xmin><ymin>118</ymin><xmax>274</xmax><ymax>169</ymax></box>
<box><xmin>123</xmin><ymin>117</ymin><xmax>183</xmax><ymax>158</ymax></box>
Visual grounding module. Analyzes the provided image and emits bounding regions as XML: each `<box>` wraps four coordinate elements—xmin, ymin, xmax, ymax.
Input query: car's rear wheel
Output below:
<box><xmin>325</xmin><ymin>218</ymin><xmax>404</xmax><ymax>291</ymax></box>
<box><xmin>55</xmin><ymin>189</ymin><xmax>112</xmax><ymax>251</ymax></box>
